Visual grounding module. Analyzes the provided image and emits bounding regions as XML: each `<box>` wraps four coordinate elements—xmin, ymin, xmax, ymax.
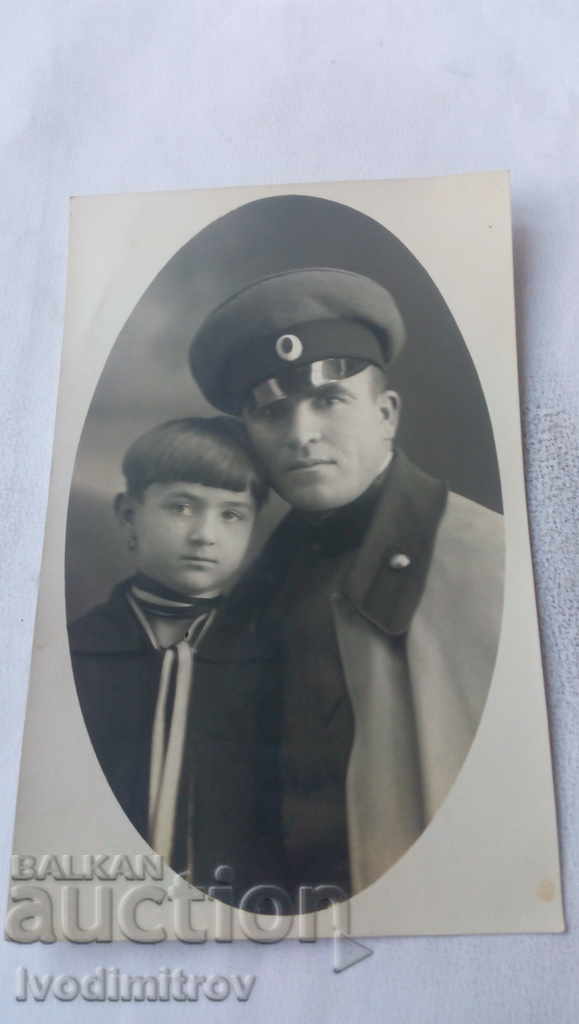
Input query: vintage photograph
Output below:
<box><xmin>11</xmin><ymin>175</ymin><xmax>563</xmax><ymax>938</ymax></box>
<box><xmin>66</xmin><ymin>190</ymin><xmax>504</xmax><ymax>905</ymax></box>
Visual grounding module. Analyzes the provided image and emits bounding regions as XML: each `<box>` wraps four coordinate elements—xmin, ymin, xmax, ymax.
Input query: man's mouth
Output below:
<box><xmin>286</xmin><ymin>458</ymin><xmax>336</xmax><ymax>472</ymax></box>
<box><xmin>180</xmin><ymin>555</ymin><xmax>218</xmax><ymax>565</ymax></box>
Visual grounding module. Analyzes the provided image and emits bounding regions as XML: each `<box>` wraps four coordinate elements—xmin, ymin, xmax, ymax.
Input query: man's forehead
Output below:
<box><xmin>244</xmin><ymin>380</ymin><xmax>348</xmax><ymax>416</ymax></box>
<box><xmin>244</xmin><ymin>357</ymin><xmax>375</xmax><ymax>413</ymax></box>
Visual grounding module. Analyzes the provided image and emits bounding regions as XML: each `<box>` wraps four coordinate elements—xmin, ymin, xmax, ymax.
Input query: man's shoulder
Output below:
<box><xmin>438</xmin><ymin>491</ymin><xmax>504</xmax><ymax>563</ymax></box>
<box><xmin>424</xmin><ymin>490</ymin><xmax>505</xmax><ymax>618</ymax></box>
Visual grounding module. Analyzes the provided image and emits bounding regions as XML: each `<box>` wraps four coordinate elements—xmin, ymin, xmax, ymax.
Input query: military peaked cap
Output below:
<box><xmin>189</xmin><ymin>267</ymin><xmax>406</xmax><ymax>414</ymax></box>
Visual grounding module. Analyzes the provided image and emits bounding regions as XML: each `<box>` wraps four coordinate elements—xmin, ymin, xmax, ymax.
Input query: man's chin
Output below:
<box><xmin>277</xmin><ymin>483</ymin><xmax>352</xmax><ymax>513</ymax></box>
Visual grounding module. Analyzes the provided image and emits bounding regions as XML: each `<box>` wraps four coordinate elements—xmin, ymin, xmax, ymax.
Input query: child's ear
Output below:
<box><xmin>114</xmin><ymin>492</ymin><xmax>134</xmax><ymax>526</ymax></box>
<box><xmin>114</xmin><ymin>493</ymin><xmax>138</xmax><ymax>552</ymax></box>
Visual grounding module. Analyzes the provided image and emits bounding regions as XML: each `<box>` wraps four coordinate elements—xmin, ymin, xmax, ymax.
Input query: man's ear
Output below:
<box><xmin>378</xmin><ymin>389</ymin><xmax>401</xmax><ymax>441</ymax></box>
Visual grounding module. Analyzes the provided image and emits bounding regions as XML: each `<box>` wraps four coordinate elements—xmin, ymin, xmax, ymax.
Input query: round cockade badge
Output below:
<box><xmin>275</xmin><ymin>334</ymin><xmax>303</xmax><ymax>362</ymax></box>
<box><xmin>389</xmin><ymin>552</ymin><xmax>411</xmax><ymax>570</ymax></box>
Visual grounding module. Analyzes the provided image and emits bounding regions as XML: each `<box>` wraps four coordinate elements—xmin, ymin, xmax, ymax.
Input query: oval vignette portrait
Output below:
<box><xmin>65</xmin><ymin>194</ymin><xmax>505</xmax><ymax>909</ymax></box>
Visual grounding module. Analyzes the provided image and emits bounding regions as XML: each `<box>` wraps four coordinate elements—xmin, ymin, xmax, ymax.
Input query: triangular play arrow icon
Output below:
<box><xmin>333</xmin><ymin>932</ymin><xmax>373</xmax><ymax>973</ymax></box>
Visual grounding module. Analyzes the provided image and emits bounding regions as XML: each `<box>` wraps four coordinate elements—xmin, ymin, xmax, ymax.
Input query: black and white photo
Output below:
<box><xmin>11</xmin><ymin>175</ymin><xmax>563</xmax><ymax>938</ymax></box>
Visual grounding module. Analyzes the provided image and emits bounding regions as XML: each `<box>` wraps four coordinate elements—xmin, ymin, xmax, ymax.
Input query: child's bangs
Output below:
<box><xmin>123</xmin><ymin>417</ymin><xmax>268</xmax><ymax>506</ymax></box>
<box><xmin>160</xmin><ymin>432</ymin><xmax>256</xmax><ymax>494</ymax></box>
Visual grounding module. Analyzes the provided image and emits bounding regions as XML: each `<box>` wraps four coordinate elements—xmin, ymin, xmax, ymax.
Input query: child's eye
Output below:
<box><xmin>222</xmin><ymin>509</ymin><xmax>245</xmax><ymax>522</ymax></box>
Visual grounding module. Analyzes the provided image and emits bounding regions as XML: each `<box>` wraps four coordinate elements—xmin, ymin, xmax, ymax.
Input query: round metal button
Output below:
<box><xmin>389</xmin><ymin>552</ymin><xmax>411</xmax><ymax>570</ymax></box>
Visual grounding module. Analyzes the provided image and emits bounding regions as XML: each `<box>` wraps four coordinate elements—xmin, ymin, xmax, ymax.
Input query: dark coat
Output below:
<box><xmin>68</xmin><ymin>580</ymin><xmax>283</xmax><ymax>896</ymax></box>
<box><xmin>233</xmin><ymin>450</ymin><xmax>505</xmax><ymax>896</ymax></box>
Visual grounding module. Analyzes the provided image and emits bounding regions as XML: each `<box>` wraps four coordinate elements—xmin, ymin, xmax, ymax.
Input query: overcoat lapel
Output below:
<box><xmin>343</xmin><ymin>450</ymin><xmax>448</xmax><ymax>633</ymax></box>
<box><xmin>332</xmin><ymin>456</ymin><xmax>504</xmax><ymax>891</ymax></box>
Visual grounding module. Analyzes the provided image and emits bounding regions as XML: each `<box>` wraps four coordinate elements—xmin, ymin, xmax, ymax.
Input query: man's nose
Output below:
<box><xmin>285</xmin><ymin>402</ymin><xmax>322</xmax><ymax>450</ymax></box>
<box><xmin>187</xmin><ymin>512</ymin><xmax>216</xmax><ymax>545</ymax></box>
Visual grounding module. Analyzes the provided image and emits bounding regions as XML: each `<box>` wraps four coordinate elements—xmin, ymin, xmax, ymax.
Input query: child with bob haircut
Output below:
<box><xmin>69</xmin><ymin>416</ymin><xmax>279</xmax><ymax>894</ymax></box>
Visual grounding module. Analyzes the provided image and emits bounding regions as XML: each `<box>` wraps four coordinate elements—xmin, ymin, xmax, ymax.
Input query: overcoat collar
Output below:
<box><xmin>342</xmin><ymin>450</ymin><xmax>448</xmax><ymax>635</ymax></box>
<box><xmin>233</xmin><ymin>450</ymin><xmax>448</xmax><ymax>638</ymax></box>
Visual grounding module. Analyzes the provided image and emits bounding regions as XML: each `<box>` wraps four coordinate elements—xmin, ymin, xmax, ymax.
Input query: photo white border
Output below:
<box><xmin>11</xmin><ymin>172</ymin><xmax>564</xmax><ymax>939</ymax></box>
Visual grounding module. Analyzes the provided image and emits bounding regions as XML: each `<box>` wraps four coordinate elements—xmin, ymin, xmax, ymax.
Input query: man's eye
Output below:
<box><xmin>169</xmin><ymin>503</ymin><xmax>194</xmax><ymax>516</ymax></box>
<box><xmin>313</xmin><ymin>393</ymin><xmax>342</xmax><ymax>409</ymax></box>
<box><xmin>251</xmin><ymin>403</ymin><xmax>287</xmax><ymax>423</ymax></box>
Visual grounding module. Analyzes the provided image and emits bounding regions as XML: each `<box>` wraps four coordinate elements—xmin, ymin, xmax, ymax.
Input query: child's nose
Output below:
<box><xmin>187</xmin><ymin>512</ymin><xmax>216</xmax><ymax>545</ymax></box>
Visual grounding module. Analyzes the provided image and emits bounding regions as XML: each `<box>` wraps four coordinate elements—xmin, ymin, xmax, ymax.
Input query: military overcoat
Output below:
<box><xmin>242</xmin><ymin>451</ymin><xmax>505</xmax><ymax>895</ymax></box>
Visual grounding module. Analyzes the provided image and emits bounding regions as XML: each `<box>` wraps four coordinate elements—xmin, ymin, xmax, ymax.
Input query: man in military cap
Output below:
<box><xmin>190</xmin><ymin>268</ymin><xmax>504</xmax><ymax>900</ymax></box>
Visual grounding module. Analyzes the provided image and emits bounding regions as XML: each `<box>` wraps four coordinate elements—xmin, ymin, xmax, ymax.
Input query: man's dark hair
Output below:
<box><xmin>122</xmin><ymin>416</ymin><xmax>269</xmax><ymax>508</ymax></box>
